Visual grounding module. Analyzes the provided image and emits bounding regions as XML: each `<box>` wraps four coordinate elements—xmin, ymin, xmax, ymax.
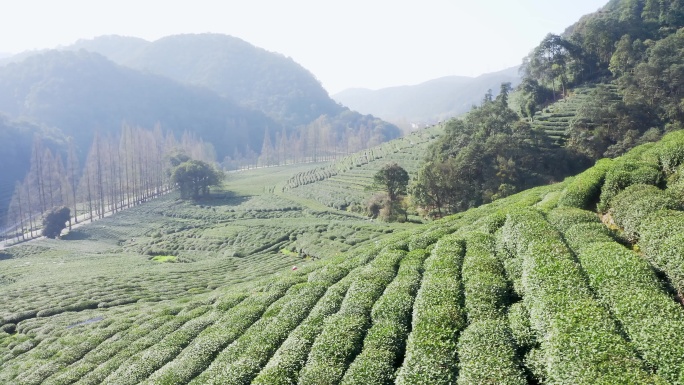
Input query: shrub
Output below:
<box><xmin>407</xmin><ymin>226</ymin><xmax>451</xmax><ymax>251</ymax></box>
<box><xmin>175</xmin><ymin>283</ymin><xmax>327</xmax><ymax>385</ymax></box>
<box><xmin>341</xmin><ymin>249</ymin><xmax>428</xmax><ymax>385</ymax></box>
<box><xmin>252</xmin><ymin>274</ymin><xmax>354</xmax><ymax>385</ymax></box>
<box><xmin>610</xmin><ymin>184</ymin><xmax>680</xmax><ymax>242</ymax></box>
<box><xmin>462</xmin><ymin>232</ymin><xmax>510</xmax><ymax>322</ymax></box>
<box><xmin>597</xmin><ymin>160</ymin><xmax>662</xmax><ymax>212</ymax></box>
<box><xmin>297</xmin><ymin>249</ymin><xmax>404</xmax><ymax>385</ymax></box>
<box><xmin>395</xmin><ymin>235</ymin><xmax>466</xmax><ymax>385</ymax></box>
<box><xmin>507</xmin><ymin>302</ymin><xmax>535</xmax><ymax>348</ymax></box>
<box><xmin>638</xmin><ymin>209</ymin><xmax>684</xmax><ymax>293</ymax></box>
<box><xmin>42</xmin><ymin>206</ymin><xmax>71</xmax><ymax>238</ymax></box>
<box><xmin>565</xmin><ymin>240</ymin><xmax>684</xmax><ymax>384</ymax></box>
<box><xmin>456</xmin><ymin>319</ymin><xmax>526</xmax><ymax>385</ymax></box>
<box><xmin>557</xmin><ymin>158</ymin><xmax>613</xmax><ymax>209</ymax></box>
<box><xmin>501</xmin><ymin>209</ymin><xmax>663</xmax><ymax>384</ymax></box>
<box><xmin>650</xmin><ymin>129</ymin><xmax>684</xmax><ymax>174</ymax></box>
<box><xmin>545</xmin><ymin>207</ymin><xmax>600</xmax><ymax>232</ymax></box>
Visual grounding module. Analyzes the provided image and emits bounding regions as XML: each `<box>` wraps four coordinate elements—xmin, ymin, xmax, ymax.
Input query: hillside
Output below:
<box><xmin>283</xmin><ymin>124</ymin><xmax>443</xmax><ymax>212</ymax></box>
<box><xmin>70</xmin><ymin>34</ymin><xmax>343</xmax><ymax>128</ymax></box>
<box><xmin>0</xmin><ymin>50</ymin><xmax>277</xmax><ymax>162</ymax></box>
<box><xmin>1</xmin><ymin>127</ymin><xmax>684</xmax><ymax>384</ymax></box>
<box><xmin>333</xmin><ymin>66</ymin><xmax>521</xmax><ymax>125</ymax></box>
<box><xmin>0</xmin><ymin>116</ymin><xmax>66</xmax><ymax>230</ymax></box>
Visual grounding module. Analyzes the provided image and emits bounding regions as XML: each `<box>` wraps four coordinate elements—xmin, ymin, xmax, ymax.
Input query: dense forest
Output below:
<box><xmin>412</xmin><ymin>0</ymin><xmax>684</xmax><ymax>217</ymax></box>
<box><xmin>518</xmin><ymin>0</ymin><xmax>684</xmax><ymax>157</ymax></box>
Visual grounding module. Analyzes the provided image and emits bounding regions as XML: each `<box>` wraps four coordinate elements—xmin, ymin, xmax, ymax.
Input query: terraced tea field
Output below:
<box><xmin>2</xmin><ymin>131</ymin><xmax>684</xmax><ymax>384</ymax></box>
<box><xmin>284</xmin><ymin>124</ymin><xmax>442</xmax><ymax>211</ymax></box>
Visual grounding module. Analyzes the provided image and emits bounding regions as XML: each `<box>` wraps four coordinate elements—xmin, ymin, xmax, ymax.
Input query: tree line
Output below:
<box><xmin>225</xmin><ymin>113</ymin><xmax>396</xmax><ymax>170</ymax></box>
<box><xmin>5</xmin><ymin>124</ymin><xmax>215</xmax><ymax>242</ymax></box>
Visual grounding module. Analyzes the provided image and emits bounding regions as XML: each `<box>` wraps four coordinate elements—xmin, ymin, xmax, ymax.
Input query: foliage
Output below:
<box><xmin>638</xmin><ymin>209</ymin><xmax>684</xmax><ymax>293</ymax></box>
<box><xmin>412</xmin><ymin>85</ymin><xmax>588</xmax><ymax>217</ymax></box>
<box><xmin>557</xmin><ymin>158</ymin><xmax>613</xmax><ymax>209</ymax></box>
<box><xmin>41</xmin><ymin>206</ymin><xmax>70</xmax><ymax>238</ymax></box>
<box><xmin>456</xmin><ymin>319</ymin><xmax>527</xmax><ymax>385</ymax></box>
<box><xmin>609</xmin><ymin>183</ymin><xmax>680</xmax><ymax>242</ymax></box>
<box><xmin>499</xmin><ymin>209</ymin><xmax>664</xmax><ymax>384</ymax></box>
<box><xmin>367</xmin><ymin>163</ymin><xmax>409</xmax><ymax>221</ymax></box>
<box><xmin>597</xmin><ymin>159</ymin><xmax>662</xmax><ymax>211</ymax></box>
<box><xmin>395</xmin><ymin>234</ymin><xmax>465</xmax><ymax>384</ymax></box>
<box><xmin>298</xmin><ymin>249</ymin><xmax>404</xmax><ymax>385</ymax></box>
<box><xmin>372</xmin><ymin>163</ymin><xmax>409</xmax><ymax>202</ymax></box>
<box><xmin>519</xmin><ymin>0</ymin><xmax>684</xmax><ymax>160</ymax></box>
<box><xmin>171</xmin><ymin>160</ymin><xmax>224</xmax><ymax>199</ymax></box>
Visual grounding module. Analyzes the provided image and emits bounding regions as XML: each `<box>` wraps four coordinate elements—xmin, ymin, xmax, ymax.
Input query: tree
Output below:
<box><xmin>372</xmin><ymin>163</ymin><xmax>409</xmax><ymax>202</ymax></box>
<box><xmin>171</xmin><ymin>160</ymin><xmax>224</xmax><ymax>199</ymax></box>
<box><xmin>42</xmin><ymin>206</ymin><xmax>70</xmax><ymax>239</ymax></box>
<box><xmin>369</xmin><ymin>163</ymin><xmax>409</xmax><ymax>220</ymax></box>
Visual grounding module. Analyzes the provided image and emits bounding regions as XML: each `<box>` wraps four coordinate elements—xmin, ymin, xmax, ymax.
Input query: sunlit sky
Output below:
<box><xmin>1</xmin><ymin>0</ymin><xmax>608</xmax><ymax>94</ymax></box>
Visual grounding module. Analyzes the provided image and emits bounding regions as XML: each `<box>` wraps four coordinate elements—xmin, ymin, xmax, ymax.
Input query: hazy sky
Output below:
<box><xmin>1</xmin><ymin>0</ymin><xmax>608</xmax><ymax>94</ymax></box>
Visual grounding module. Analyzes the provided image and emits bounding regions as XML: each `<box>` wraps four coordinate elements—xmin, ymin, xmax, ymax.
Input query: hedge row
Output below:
<box><xmin>573</xmin><ymin>242</ymin><xmax>684</xmax><ymax>383</ymax></box>
<box><xmin>462</xmin><ymin>232</ymin><xmax>510</xmax><ymax>322</ymax></box>
<box><xmin>12</xmin><ymin>320</ymin><xmax>130</xmax><ymax>385</ymax></box>
<box><xmin>507</xmin><ymin>301</ymin><xmax>535</xmax><ymax>348</ymax></box>
<box><xmin>137</xmin><ymin>265</ymin><xmax>335</xmax><ymax>385</ymax></box>
<box><xmin>501</xmin><ymin>209</ymin><xmax>664</xmax><ymax>384</ymax></box>
<box><xmin>407</xmin><ymin>226</ymin><xmax>452</xmax><ymax>251</ymax></box>
<box><xmin>68</xmin><ymin>313</ymin><xmax>198</xmax><ymax>385</ymax></box>
<box><xmin>102</xmin><ymin>306</ymin><xmax>219</xmax><ymax>385</ymax></box>
<box><xmin>456</xmin><ymin>320</ymin><xmax>526</xmax><ymax>385</ymax></box>
<box><xmin>251</xmin><ymin>272</ymin><xmax>354</xmax><ymax>384</ymax></box>
<box><xmin>395</xmin><ymin>234</ymin><xmax>466</xmax><ymax>385</ymax></box>
<box><xmin>550</xmin><ymin>207</ymin><xmax>684</xmax><ymax>383</ymax></box>
<box><xmin>609</xmin><ymin>184</ymin><xmax>680</xmax><ymax>242</ymax></box>
<box><xmin>340</xmin><ymin>249</ymin><xmax>428</xmax><ymax>385</ymax></box>
<box><xmin>183</xmin><ymin>283</ymin><xmax>328</xmax><ymax>385</ymax></box>
<box><xmin>297</xmin><ymin>249</ymin><xmax>405</xmax><ymax>385</ymax></box>
<box><xmin>102</xmin><ymin>274</ymin><xmax>303</xmax><ymax>385</ymax></box>
<box><xmin>638</xmin><ymin>209</ymin><xmax>684</xmax><ymax>294</ymax></box>
<box><xmin>557</xmin><ymin>158</ymin><xmax>613</xmax><ymax>209</ymax></box>
<box><xmin>645</xmin><ymin>129</ymin><xmax>684</xmax><ymax>174</ymax></box>
<box><xmin>457</xmin><ymin>232</ymin><xmax>525</xmax><ymax>385</ymax></box>
<box><xmin>42</xmin><ymin>315</ymin><xmax>173</xmax><ymax>385</ymax></box>
<box><xmin>597</xmin><ymin>160</ymin><xmax>662</xmax><ymax>212</ymax></box>
<box><xmin>251</xmin><ymin>246</ymin><xmax>389</xmax><ymax>384</ymax></box>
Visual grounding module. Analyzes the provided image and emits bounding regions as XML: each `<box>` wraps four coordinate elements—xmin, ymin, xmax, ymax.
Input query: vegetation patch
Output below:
<box><xmin>151</xmin><ymin>255</ymin><xmax>177</xmax><ymax>263</ymax></box>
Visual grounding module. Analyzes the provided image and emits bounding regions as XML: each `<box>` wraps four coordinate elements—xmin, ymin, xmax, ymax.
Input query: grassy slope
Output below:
<box><xmin>1</xmin><ymin>131</ymin><xmax>684</xmax><ymax>384</ymax></box>
<box><xmin>284</xmin><ymin>124</ymin><xmax>443</xmax><ymax>211</ymax></box>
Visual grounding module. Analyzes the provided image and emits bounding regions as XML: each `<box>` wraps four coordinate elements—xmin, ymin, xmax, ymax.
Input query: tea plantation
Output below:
<box><xmin>1</xmin><ymin>130</ymin><xmax>684</xmax><ymax>384</ymax></box>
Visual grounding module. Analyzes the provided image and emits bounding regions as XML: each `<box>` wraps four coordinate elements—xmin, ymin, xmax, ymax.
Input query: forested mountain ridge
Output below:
<box><xmin>333</xmin><ymin>66</ymin><xmax>521</xmax><ymax>125</ymax></box>
<box><xmin>0</xmin><ymin>49</ymin><xmax>277</xmax><ymax>160</ymax></box>
<box><xmin>517</xmin><ymin>0</ymin><xmax>684</xmax><ymax>160</ymax></box>
<box><xmin>69</xmin><ymin>34</ymin><xmax>346</xmax><ymax>128</ymax></box>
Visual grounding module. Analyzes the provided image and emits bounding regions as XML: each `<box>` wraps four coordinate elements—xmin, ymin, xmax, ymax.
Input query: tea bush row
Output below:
<box><xmin>395</xmin><ymin>234</ymin><xmax>466</xmax><ymax>385</ymax></box>
<box><xmin>500</xmin><ymin>209</ymin><xmax>664</xmax><ymax>384</ymax></box>
<box><xmin>457</xmin><ymin>232</ymin><xmax>525</xmax><ymax>385</ymax></box>
<box><xmin>297</xmin><ymin>249</ymin><xmax>405</xmax><ymax>385</ymax></box>
<box><xmin>340</xmin><ymin>249</ymin><xmax>428</xmax><ymax>384</ymax></box>
<box><xmin>638</xmin><ymin>209</ymin><xmax>684</xmax><ymax>293</ymax></box>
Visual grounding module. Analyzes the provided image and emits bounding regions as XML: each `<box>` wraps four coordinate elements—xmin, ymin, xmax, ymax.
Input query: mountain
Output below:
<box><xmin>69</xmin><ymin>34</ymin><xmax>345</xmax><ymax>128</ymax></box>
<box><xmin>332</xmin><ymin>66</ymin><xmax>521</xmax><ymax>125</ymax></box>
<box><xmin>0</xmin><ymin>49</ymin><xmax>278</xmax><ymax>161</ymax></box>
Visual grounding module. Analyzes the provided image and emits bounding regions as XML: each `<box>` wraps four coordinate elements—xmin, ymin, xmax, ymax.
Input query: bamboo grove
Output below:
<box><xmin>4</xmin><ymin>125</ymin><xmax>215</xmax><ymax>242</ymax></box>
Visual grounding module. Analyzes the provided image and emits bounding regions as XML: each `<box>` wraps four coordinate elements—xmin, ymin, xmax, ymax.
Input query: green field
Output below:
<box><xmin>283</xmin><ymin>124</ymin><xmax>442</xmax><ymax>212</ymax></box>
<box><xmin>2</xmin><ymin>130</ymin><xmax>684</xmax><ymax>384</ymax></box>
